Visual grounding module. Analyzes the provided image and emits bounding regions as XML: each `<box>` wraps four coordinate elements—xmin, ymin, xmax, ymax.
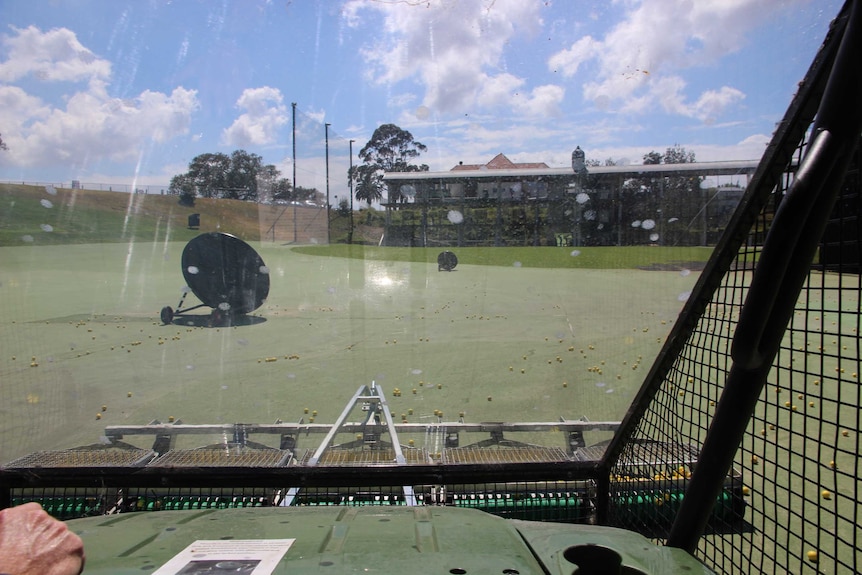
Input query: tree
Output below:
<box><xmin>643</xmin><ymin>150</ymin><xmax>662</xmax><ymax>165</ymax></box>
<box><xmin>187</xmin><ymin>152</ymin><xmax>230</xmax><ymax>198</ymax></box>
<box><xmin>352</xmin><ymin>124</ymin><xmax>428</xmax><ymax>205</ymax></box>
<box><xmin>663</xmin><ymin>144</ymin><xmax>696</xmax><ymax>165</ymax></box>
<box><xmin>172</xmin><ymin>150</ymin><xmax>276</xmax><ymax>202</ymax></box>
<box><xmin>0</xmin><ymin>133</ymin><xmax>7</xmax><ymax>151</ymax></box>
<box><xmin>169</xmin><ymin>173</ymin><xmax>196</xmax><ymax>206</ymax></box>
<box><xmin>224</xmin><ymin>149</ymin><xmax>263</xmax><ymax>201</ymax></box>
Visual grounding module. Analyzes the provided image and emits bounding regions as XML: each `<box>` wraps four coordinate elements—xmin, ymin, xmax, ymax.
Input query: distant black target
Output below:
<box><xmin>437</xmin><ymin>250</ymin><xmax>458</xmax><ymax>271</ymax></box>
<box><xmin>160</xmin><ymin>232</ymin><xmax>270</xmax><ymax>326</ymax></box>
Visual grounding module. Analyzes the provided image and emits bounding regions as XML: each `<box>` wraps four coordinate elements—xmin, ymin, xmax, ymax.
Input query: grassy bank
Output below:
<box><xmin>0</xmin><ymin>183</ymin><xmax>270</xmax><ymax>246</ymax></box>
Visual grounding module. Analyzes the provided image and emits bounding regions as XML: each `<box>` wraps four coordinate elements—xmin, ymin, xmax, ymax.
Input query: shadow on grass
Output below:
<box><xmin>167</xmin><ymin>313</ymin><xmax>267</xmax><ymax>328</ymax></box>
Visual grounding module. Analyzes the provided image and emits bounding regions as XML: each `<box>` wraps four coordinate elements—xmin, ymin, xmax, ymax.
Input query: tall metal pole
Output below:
<box><xmin>292</xmin><ymin>102</ymin><xmax>297</xmax><ymax>243</ymax></box>
<box><xmin>325</xmin><ymin>123</ymin><xmax>331</xmax><ymax>244</ymax></box>
<box><xmin>349</xmin><ymin>139</ymin><xmax>355</xmax><ymax>244</ymax></box>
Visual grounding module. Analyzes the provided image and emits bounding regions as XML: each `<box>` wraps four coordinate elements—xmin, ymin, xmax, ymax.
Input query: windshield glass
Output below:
<box><xmin>0</xmin><ymin>0</ymin><xmax>840</xmax><ymax>465</ymax></box>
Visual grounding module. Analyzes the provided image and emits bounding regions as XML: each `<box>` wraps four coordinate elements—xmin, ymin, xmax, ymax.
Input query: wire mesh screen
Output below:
<box><xmin>603</xmin><ymin>3</ymin><xmax>861</xmax><ymax>574</ymax></box>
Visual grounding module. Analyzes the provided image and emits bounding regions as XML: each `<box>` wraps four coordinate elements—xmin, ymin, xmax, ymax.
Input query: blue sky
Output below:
<box><xmin>0</xmin><ymin>0</ymin><xmax>843</xmax><ymax>198</ymax></box>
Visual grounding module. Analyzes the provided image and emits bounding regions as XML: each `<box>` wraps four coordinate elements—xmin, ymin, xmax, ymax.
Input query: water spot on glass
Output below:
<box><xmin>181</xmin><ymin>286</ymin><xmax>191</xmax><ymax>293</ymax></box>
<box><xmin>287</xmin><ymin>373</ymin><xmax>296</xmax><ymax>379</ymax></box>
<box><xmin>594</xmin><ymin>94</ymin><xmax>610</xmax><ymax>110</ymax></box>
<box><xmin>259</xmin><ymin>265</ymin><xmax>270</xmax><ymax>274</ymax></box>
<box><xmin>575</xmin><ymin>192</ymin><xmax>590</xmax><ymax>204</ymax></box>
<box><xmin>218</xmin><ymin>302</ymin><xmax>231</xmax><ymax>311</ymax></box>
<box><xmin>584</xmin><ymin>210</ymin><xmax>596</xmax><ymax>221</ymax></box>
<box><xmin>186</xmin><ymin>364</ymin><xmax>195</xmax><ymax>370</ymax></box>
<box><xmin>327</xmin><ymin>286</ymin><xmax>336</xmax><ymax>294</ymax></box>
<box><xmin>221</xmin><ymin>385</ymin><xmax>229</xmax><ymax>390</ymax></box>
<box><xmin>447</xmin><ymin>210</ymin><xmax>464</xmax><ymax>224</ymax></box>
<box><xmin>21</xmin><ymin>235</ymin><xmax>34</xmax><ymax>242</ymax></box>
<box><xmin>678</xmin><ymin>291</ymin><xmax>692</xmax><ymax>302</ymax></box>
<box><xmin>40</xmin><ymin>199</ymin><xmax>53</xmax><ymax>208</ymax></box>
<box><xmin>668</xmin><ymin>217</ymin><xmax>679</xmax><ymax>223</ymax></box>
<box><xmin>680</xmin><ymin>269</ymin><xmax>691</xmax><ymax>277</ymax></box>
<box><xmin>605</xmin><ymin>388</ymin><xmax>615</xmax><ymax>394</ymax></box>
<box><xmin>513</xmin><ymin>261</ymin><xmax>522</xmax><ymax>268</ymax></box>
<box><xmin>44</xmin><ymin>185</ymin><xmax>57</xmax><ymax>195</ymax></box>
<box><xmin>596</xmin><ymin>382</ymin><xmax>606</xmax><ymax>388</ymax></box>
<box><xmin>570</xmin><ymin>250</ymin><xmax>581</xmax><ymax>257</ymax></box>
<box><xmin>641</xmin><ymin>219</ymin><xmax>656</xmax><ymax>230</ymax></box>
<box><xmin>597</xmin><ymin>223</ymin><xmax>605</xmax><ymax>230</ymax></box>
<box><xmin>411</xmin><ymin>369</ymin><xmax>423</xmax><ymax>375</ymax></box>
<box><xmin>415</xmin><ymin>105</ymin><xmax>430</xmax><ymax>120</ymax></box>
<box><xmin>187</xmin><ymin>266</ymin><xmax>199</xmax><ymax>275</ymax></box>
<box><xmin>237</xmin><ymin>338</ymin><xmax>249</xmax><ymax>346</ymax></box>
<box><xmin>631</xmin><ymin>220</ymin><xmax>642</xmax><ymax>228</ymax></box>
<box><xmin>649</xmin><ymin>233</ymin><xmax>659</xmax><ymax>242</ymax></box>
<box><xmin>40</xmin><ymin>224</ymin><xmax>53</xmax><ymax>232</ymax></box>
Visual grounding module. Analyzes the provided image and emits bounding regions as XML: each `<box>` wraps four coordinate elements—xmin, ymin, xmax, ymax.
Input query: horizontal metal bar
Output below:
<box><xmin>103</xmin><ymin>420</ymin><xmax>621</xmax><ymax>438</ymax></box>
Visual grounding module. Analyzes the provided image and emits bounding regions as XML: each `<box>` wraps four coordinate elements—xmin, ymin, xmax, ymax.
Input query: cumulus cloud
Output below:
<box><xmin>549</xmin><ymin>0</ymin><xmax>792</xmax><ymax>121</ymax></box>
<box><xmin>344</xmin><ymin>0</ymin><xmax>559</xmax><ymax>118</ymax></box>
<box><xmin>1</xmin><ymin>85</ymin><xmax>198</xmax><ymax>167</ymax></box>
<box><xmin>222</xmin><ymin>86</ymin><xmax>289</xmax><ymax>147</ymax></box>
<box><xmin>0</xmin><ymin>26</ymin><xmax>198</xmax><ymax>169</ymax></box>
<box><xmin>0</xmin><ymin>25</ymin><xmax>111</xmax><ymax>84</ymax></box>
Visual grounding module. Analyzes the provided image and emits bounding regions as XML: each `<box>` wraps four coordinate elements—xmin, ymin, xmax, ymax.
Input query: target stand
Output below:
<box><xmin>160</xmin><ymin>232</ymin><xmax>270</xmax><ymax>327</ymax></box>
<box><xmin>437</xmin><ymin>250</ymin><xmax>458</xmax><ymax>271</ymax></box>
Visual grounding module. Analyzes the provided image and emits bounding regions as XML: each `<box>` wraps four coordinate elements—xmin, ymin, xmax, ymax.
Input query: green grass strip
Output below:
<box><xmin>291</xmin><ymin>244</ymin><xmax>713</xmax><ymax>270</ymax></box>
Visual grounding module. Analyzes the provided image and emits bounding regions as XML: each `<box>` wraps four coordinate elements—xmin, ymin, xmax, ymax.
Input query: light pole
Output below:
<box><xmin>325</xmin><ymin>123</ymin><xmax>331</xmax><ymax>244</ymax></box>
<box><xmin>292</xmin><ymin>102</ymin><xmax>297</xmax><ymax>243</ymax></box>
<box><xmin>349</xmin><ymin>139</ymin><xmax>355</xmax><ymax>244</ymax></box>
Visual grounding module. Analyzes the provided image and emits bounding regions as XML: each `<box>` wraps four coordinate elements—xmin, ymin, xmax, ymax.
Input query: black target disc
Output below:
<box><xmin>437</xmin><ymin>250</ymin><xmax>458</xmax><ymax>271</ymax></box>
<box><xmin>181</xmin><ymin>232</ymin><xmax>270</xmax><ymax>314</ymax></box>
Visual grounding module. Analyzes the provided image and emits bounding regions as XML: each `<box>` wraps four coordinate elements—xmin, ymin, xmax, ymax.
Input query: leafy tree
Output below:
<box><xmin>224</xmin><ymin>149</ymin><xmax>263</xmax><ymax>201</ymax></box>
<box><xmin>270</xmin><ymin>178</ymin><xmax>292</xmax><ymax>202</ymax></box>
<box><xmin>0</xmin><ymin>133</ymin><xmax>7</xmax><ymax>151</ymax></box>
<box><xmin>256</xmin><ymin>163</ymin><xmax>281</xmax><ymax>203</ymax></box>
<box><xmin>172</xmin><ymin>150</ymin><xmax>280</xmax><ymax>202</ymax></box>
<box><xmin>187</xmin><ymin>152</ymin><xmax>230</xmax><ymax>198</ymax></box>
<box><xmin>663</xmin><ymin>144</ymin><xmax>696</xmax><ymax>165</ymax></box>
<box><xmin>643</xmin><ymin>150</ymin><xmax>662</xmax><ymax>165</ymax></box>
<box><xmin>353</xmin><ymin>124</ymin><xmax>428</xmax><ymax>205</ymax></box>
<box><xmin>170</xmin><ymin>173</ymin><xmax>196</xmax><ymax>206</ymax></box>
<box><xmin>337</xmin><ymin>198</ymin><xmax>351</xmax><ymax>217</ymax></box>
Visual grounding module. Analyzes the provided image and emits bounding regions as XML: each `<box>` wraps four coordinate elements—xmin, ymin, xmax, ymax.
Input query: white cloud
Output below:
<box><xmin>549</xmin><ymin>0</ymin><xmax>797</xmax><ymax>121</ymax></box>
<box><xmin>2</xmin><ymin>86</ymin><xmax>198</xmax><ymax>168</ymax></box>
<box><xmin>0</xmin><ymin>25</ymin><xmax>111</xmax><ymax>84</ymax></box>
<box><xmin>0</xmin><ymin>26</ymin><xmax>199</xmax><ymax>170</ymax></box>
<box><xmin>344</xmin><ymin>0</ymin><xmax>559</xmax><ymax>118</ymax></box>
<box><xmin>548</xmin><ymin>35</ymin><xmax>600</xmax><ymax>77</ymax></box>
<box><xmin>222</xmin><ymin>86</ymin><xmax>288</xmax><ymax>147</ymax></box>
<box><xmin>512</xmin><ymin>84</ymin><xmax>565</xmax><ymax>117</ymax></box>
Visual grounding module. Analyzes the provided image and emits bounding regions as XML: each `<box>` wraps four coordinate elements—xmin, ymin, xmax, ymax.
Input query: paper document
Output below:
<box><xmin>152</xmin><ymin>539</ymin><xmax>295</xmax><ymax>575</ymax></box>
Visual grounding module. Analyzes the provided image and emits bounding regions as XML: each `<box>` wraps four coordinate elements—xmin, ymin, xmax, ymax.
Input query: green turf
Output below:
<box><xmin>0</xmin><ymin>241</ymin><xmax>700</xmax><ymax>461</ymax></box>
<box><xmin>293</xmin><ymin>244</ymin><xmax>713</xmax><ymax>270</ymax></box>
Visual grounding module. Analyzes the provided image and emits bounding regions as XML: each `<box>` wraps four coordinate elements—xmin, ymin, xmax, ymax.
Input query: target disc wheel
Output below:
<box><xmin>181</xmin><ymin>232</ymin><xmax>270</xmax><ymax>314</ymax></box>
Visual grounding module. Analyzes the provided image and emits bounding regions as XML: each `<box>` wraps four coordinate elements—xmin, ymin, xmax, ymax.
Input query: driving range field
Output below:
<box><xmin>0</xmin><ymin>241</ymin><xmax>705</xmax><ymax>462</ymax></box>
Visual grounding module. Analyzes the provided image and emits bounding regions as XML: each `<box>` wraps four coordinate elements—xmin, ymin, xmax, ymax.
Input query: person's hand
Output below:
<box><xmin>0</xmin><ymin>503</ymin><xmax>85</xmax><ymax>575</ymax></box>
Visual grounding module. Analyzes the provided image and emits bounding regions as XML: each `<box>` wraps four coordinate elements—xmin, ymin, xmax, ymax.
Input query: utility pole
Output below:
<box><xmin>292</xmin><ymin>102</ymin><xmax>297</xmax><ymax>243</ymax></box>
<box><xmin>349</xmin><ymin>139</ymin><xmax>355</xmax><ymax>244</ymax></box>
<box><xmin>325</xmin><ymin>123</ymin><xmax>331</xmax><ymax>244</ymax></box>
